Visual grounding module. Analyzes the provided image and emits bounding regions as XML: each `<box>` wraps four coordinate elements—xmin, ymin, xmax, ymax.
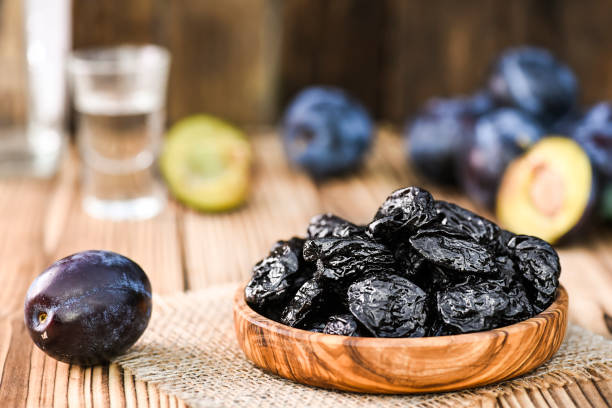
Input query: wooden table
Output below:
<box><xmin>0</xmin><ymin>130</ymin><xmax>610</xmax><ymax>407</ymax></box>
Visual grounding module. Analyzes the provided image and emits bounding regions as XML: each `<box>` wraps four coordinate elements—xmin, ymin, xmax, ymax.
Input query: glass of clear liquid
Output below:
<box><xmin>69</xmin><ymin>45</ymin><xmax>170</xmax><ymax>221</ymax></box>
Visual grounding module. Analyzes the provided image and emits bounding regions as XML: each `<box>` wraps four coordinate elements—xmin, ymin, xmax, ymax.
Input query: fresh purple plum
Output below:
<box><xmin>489</xmin><ymin>46</ymin><xmax>578</xmax><ymax>123</ymax></box>
<box><xmin>573</xmin><ymin>102</ymin><xmax>612</xmax><ymax>179</ymax></box>
<box><xmin>407</xmin><ymin>92</ymin><xmax>495</xmax><ymax>185</ymax></box>
<box><xmin>458</xmin><ymin>108</ymin><xmax>544</xmax><ymax>208</ymax></box>
<box><xmin>24</xmin><ymin>250</ymin><xmax>152</xmax><ymax>366</ymax></box>
<box><xmin>282</xmin><ymin>86</ymin><xmax>373</xmax><ymax>179</ymax></box>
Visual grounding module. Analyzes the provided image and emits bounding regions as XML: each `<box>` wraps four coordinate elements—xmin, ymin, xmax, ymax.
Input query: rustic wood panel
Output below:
<box><xmin>71</xmin><ymin>0</ymin><xmax>281</xmax><ymax>125</ymax></box>
<box><xmin>279</xmin><ymin>0</ymin><xmax>386</xmax><ymax>117</ymax></box>
<box><xmin>1</xmin><ymin>0</ymin><xmax>611</xmax><ymax>126</ymax></box>
<box><xmin>160</xmin><ymin>0</ymin><xmax>281</xmax><ymax>125</ymax></box>
<box><xmin>0</xmin><ymin>0</ymin><xmax>26</xmax><ymax>124</ymax></box>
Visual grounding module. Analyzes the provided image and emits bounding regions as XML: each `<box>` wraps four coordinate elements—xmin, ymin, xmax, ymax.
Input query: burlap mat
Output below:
<box><xmin>114</xmin><ymin>284</ymin><xmax>612</xmax><ymax>408</ymax></box>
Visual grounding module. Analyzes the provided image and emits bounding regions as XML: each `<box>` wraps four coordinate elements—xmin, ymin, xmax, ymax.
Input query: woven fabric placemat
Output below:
<box><xmin>114</xmin><ymin>284</ymin><xmax>612</xmax><ymax>408</ymax></box>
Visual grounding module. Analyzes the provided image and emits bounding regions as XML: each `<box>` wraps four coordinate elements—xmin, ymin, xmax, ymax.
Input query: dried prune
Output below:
<box><xmin>348</xmin><ymin>274</ymin><xmax>428</xmax><ymax>337</ymax></box>
<box><xmin>409</xmin><ymin>226</ymin><xmax>497</xmax><ymax>276</ymax></box>
<box><xmin>504</xmin><ymin>282</ymin><xmax>534</xmax><ymax>324</ymax></box>
<box><xmin>437</xmin><ymin>280</ymin><xmax>510</xmax><ymax>334</ymax></box>
<box><xmin>280</xmin><ymin>278</ymin><xmax>326</xmax><ymax>327</ymax></box>
<box><xmin>246</xmin><ymin>185</ymin><xmax>562</xmax><ymax>338</ymax></box>
<box><xmin>392</xmin><ymin>241</ymin><xmax>426</xmax><ymax>279</ymax></box>
<box><xmin>494</xmin><ymin>255</ymin><xmax>517</xmax><ymax>287</ymax></box>
<box><xmin>305</xmin><ymin>313</ymin><xmax>362</xmax><ymax>336</ymax></box>
<box><xmin>307</xmin><ymin>213</ymin><xmax>365</xmax><ymax>239</ymax></box>
<box><xmin>495</xmin><ymin>229</ymin><xmax>516</xmax><ymax>256</ymax></box>
<box><xmin>245</xmin><ymin>237</ymin><xmax>311</xmax><ymax>314</ymax></box>
<box><xmin>434</xmin><ymin>200</ymin><xmax>499</xmax><ymax>245</ymax></box>
<box><xmin>368</xmin><ymin>187</ymin><xmax>438</xmax><ymax>240</ymax></box>
<box><xmin>508</xmin><ymin>235</ymin><xmax>561</xmax><ymax>312</ymax></box>
<box><xmin>303</xmin><ymin>237</ymin><xmax>395</xmax><ymax>284</ymax></box>
<box><xmin>322</xmin><ymin>314</ymin><xmax>362</xmax><ymax>336</ymax></box>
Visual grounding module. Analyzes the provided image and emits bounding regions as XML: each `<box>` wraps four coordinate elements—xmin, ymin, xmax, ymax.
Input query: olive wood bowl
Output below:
<box><xmin>233</xmin><ymin>285</ymin><xmax>568</xmax><ymax>394</ymax></box>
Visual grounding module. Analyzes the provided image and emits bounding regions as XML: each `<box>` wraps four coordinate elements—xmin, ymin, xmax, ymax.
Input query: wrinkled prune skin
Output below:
<box><xmin>508</xmin><ymin>235</ymin><xmax>561</xmax><ymax>312</ymax></box>
<box><xmin>24</xmin><ymin>250</ymin><xmax>152</xmax><ymax>366</ymax></box>
<box><xmin>368</xmin><ymin>187</ymin><xmax>438</xmax><ymax>240</ymax></box>
<box><xmin>437</xmin><ymin>280</ymin><xmax>510</xmax><ymax>334</ymax></box>
<box><xmin>489</xmin><ymin>47</ymin><xmax>578</xmax><ymax>122</ymax></box>
<box><xmin>495</xmin><ymin>229</ymin><xmax>517</xmax><ymax>256</ymax></box>
<box><xmin>245</xmin><ymin>238</ymin><xmax>311</xmax><ymax>315</ymax></box>
<box><xmin>303</xmin><ymin>237</ymin><xmax>395</xmax><ymax>284</ymax></box>
<box><xmin>348</xmin><ymin>274</ymin><xmax>428</xmax><ymax>337</ymax></box>
<box><xmin>246</xmin><ymin>186</ymin><xmax>562</xmax><ymax>337</ymax></box>
<box><xmin>282</xmin><ymin>86</ymin><xmax>373</xmax><ymax>179</ymax></box>
<box><xmin>392</xmin><ymin>241</ymin><xmax>426</xmax><ymax>279</ymax></box>
<box><xmin>494</xmin><ymin>255</ymin><xmax>518</xmax><ymax>287</ymax></box>
<box><xmin>280</xmin><ymin>278</ymin><xmax>325</xmax><ymax>327</ymax></box>
<box><xmin>434</xmin><ymin>200</ymin><xmax>500</xmax><ymax>245</ymax></box>
<box><xmin>323</xmin><ymin>314</ymin><xmax>361</xmax><ymax>336</ymax></box>
<box><xmin>409</xmin><ymin>225</ymin><xmax>497</xmax><ymax>276</ymax></box>
<box><xmin>307</xmin><ymin>213</ymin><xmax>365</xmax><ymax>239</ymax></box>
<box><xmin>504</xmin><ymin>282</ymin><xmax>534</xmax><ymax>323</ymax></box>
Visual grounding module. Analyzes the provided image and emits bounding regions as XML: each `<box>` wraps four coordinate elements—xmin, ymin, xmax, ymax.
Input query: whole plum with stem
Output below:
<box><xmin>24</xmin><ymin>250</ymin><xmax>152</xmax><ymax>366</ymax></box>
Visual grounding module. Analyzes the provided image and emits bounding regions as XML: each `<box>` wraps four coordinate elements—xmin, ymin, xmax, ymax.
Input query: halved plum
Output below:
<box><xmin>496</xmin><ymin>137</ymin><xmax>595</xmax><ymax>243</ymax></box>
<box><xmin>160</xmin><ymin>115</ymin><xmax>252</xmax><ymax>212</ymax></box>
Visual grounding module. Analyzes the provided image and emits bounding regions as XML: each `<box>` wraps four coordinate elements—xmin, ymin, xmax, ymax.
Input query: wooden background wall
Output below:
<box><xmin>2</xmin><ymin>0</ymin><xmax>612</xmax><ymax>126</ymax></box>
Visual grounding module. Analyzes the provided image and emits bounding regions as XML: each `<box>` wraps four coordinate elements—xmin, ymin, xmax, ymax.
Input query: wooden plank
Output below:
<box><xmin>558</xmin><ymin>245</ymin><xmax>612</xmax><ymax>338</ymax></box>
<box><xmin>161</xmin><ymin>0</ymin><xmax>281</xmax><ymax>124</ymax></box>
<box><xmin>0</xmin><ymin>177</ymin><xmax>53</xmax><ymax>316</ymax></box>
<box><xmin>563</xmin><ymin>382</ymin><xmax>596</xmax><ymax>407</ymax></box>
<box><xmin>0</xmin><ymin>316</ymin><xmax>33</xmax><ymax>407</ymax></box>
<box><xmin>43</xmin><ymin>154</ymin><xmax>185</xmax><ymax>296</ymax></box>
<box><xmin>0</xmin><ymin>0</ymin><xmax>27</xmax><ymax>124</ymax></box>
<box><xmin>594</xmin><ymin>379</ymin><xmax>612</xmax><ymax>406</ymax></box>
<box><xmin>279</xmin><ymin>0</ymin><xmax>386</xmax><ymax>117</ymax></box>
<box><xmin>527</xmin><ymin>387</ymin><xmax>553</xmax><ymax>408</ymax></box>
<box><xmin>578</xmin><ymin>380</ymin><xmax>610</xmax><ymax>408</ymax></box>
<box><xmin>72</xmin><ymin>0</ymin><xmax>159</xmax><ymax>48</ymax></box>
<box><xmin>182</xmin><ymin>132</ymin><xmax>322</xmax><ymax>288</ymax></box>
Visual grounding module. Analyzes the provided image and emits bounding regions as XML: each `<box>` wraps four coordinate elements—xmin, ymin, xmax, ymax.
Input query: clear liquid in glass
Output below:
<box><xmin>76</xmin><ymin>94</ymin><xmax>166</xmax><ymax>220</ymax></box>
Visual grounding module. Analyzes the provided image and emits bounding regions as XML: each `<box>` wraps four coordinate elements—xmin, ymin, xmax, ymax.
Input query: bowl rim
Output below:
<box><xmin>234</xmin><ymin>284</ymin><xmax>568</xmax><ymax>347</ymax></box>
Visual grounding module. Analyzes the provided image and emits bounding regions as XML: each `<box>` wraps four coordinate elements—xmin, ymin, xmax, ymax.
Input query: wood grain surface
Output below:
<box><xmin>4</xmin><ymin>0</ymin><xmax>612</xmax><ymax>125</ymax></box>
<box><xmin>0</xmin><ymin>130</ymin><xmax>609</xmax><ymax>407</ymax></box>
<box><xmin>234</xmin><ymin>286</ymin><xmax>569</xmax><ymax>393</ymax></box>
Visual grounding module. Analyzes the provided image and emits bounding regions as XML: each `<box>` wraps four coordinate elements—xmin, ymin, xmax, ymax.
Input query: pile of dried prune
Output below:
<box><xmin>245</xmin><ymin>187</ymin><xmax>561</xmax><ymax>337</ymax></box>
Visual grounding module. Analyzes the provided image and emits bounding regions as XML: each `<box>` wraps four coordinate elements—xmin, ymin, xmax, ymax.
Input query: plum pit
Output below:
<box><xmin>529</xmin><ymin>164</ymin><xmax>565</xmax><ymax>217</ymax></box>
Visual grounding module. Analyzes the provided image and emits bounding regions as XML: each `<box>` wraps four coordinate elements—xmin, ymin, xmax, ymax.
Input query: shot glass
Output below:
<box><xmin>69</xmin><ymin>45</ymin><xmax>170</xmax><ymax>220</ymax></box>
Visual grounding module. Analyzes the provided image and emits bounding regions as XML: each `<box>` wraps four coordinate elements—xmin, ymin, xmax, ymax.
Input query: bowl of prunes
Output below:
<box><xmin>233</xmin><ymin>186</ymin><xmax>568</xmax><ymax>393</ymax></box>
